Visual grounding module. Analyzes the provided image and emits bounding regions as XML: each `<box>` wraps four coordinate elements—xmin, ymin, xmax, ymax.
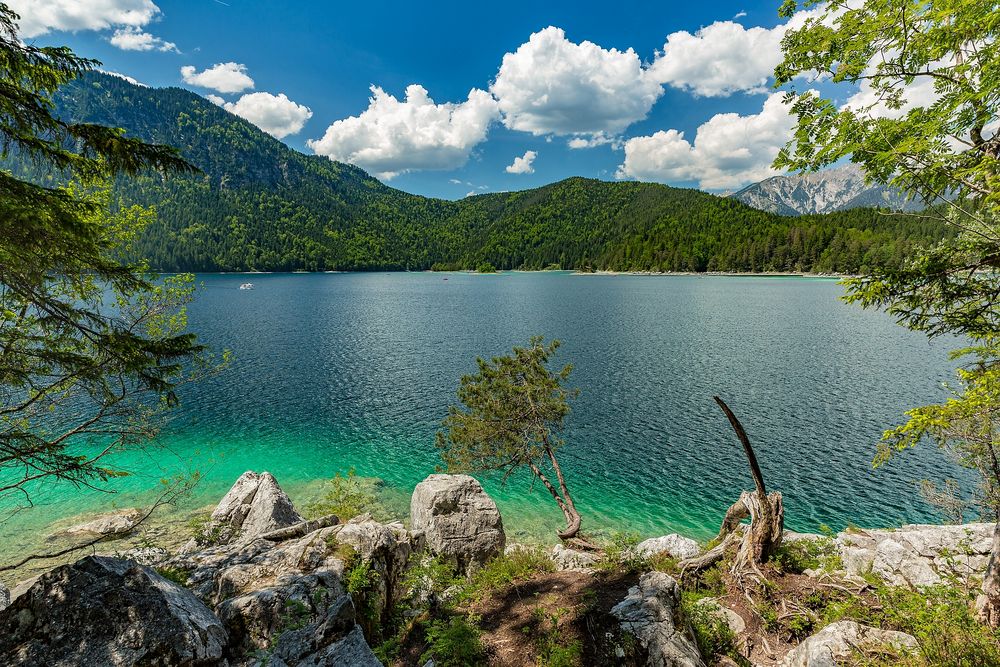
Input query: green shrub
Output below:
<box><xmin>420</xmin><ymin>616</ymin><xmax>488</xmax><ymax>666</ymax></box>
<box><xmin>682</xmin><ymin>593</ymin><xmax>749</xmax><ymax>666</ymax></box>
<box><xmin>459</xmin><ymin>547</ymin><xmax>555</xmax><ymax>602</ymax></box>
<box><xmin>403</xmin><ymin>554</ymin><xmax>462</xmax><ymax>610</ymax></box>
<box><xmin>596</xmin><ymin>532</ymin><xmax>648</xmax><ymax>573</ymax></box>
<box><xmin>531</xmin><ymin>607</ymin><xmax>583</xmax><ymax>667</ymax></box>
<box><xmin>476</xmin><ymin>262</ymin><xmax>497</xmax><ymax>273</ymax></box>
<box><xmin>154</xmin><ymin>566</ymin><xmax>189</xmax><ymax>587</ymax></box>
<box><xmin>772</xmin><ymin>537</ymin><xmax>842</xmax><ymax>574</ymax></box>
<box><xmin>305</xmin><ymin>468</ymin><xmax>391</xmax><ymax>522</ymax></box>
<box><xmin>187</xmin><ymin>512</ymin><xmax>224</xmax><ymax>547</ymax></box>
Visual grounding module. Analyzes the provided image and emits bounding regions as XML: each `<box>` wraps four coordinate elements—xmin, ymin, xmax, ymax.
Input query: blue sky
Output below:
<box><xmin>13</xmin><ymin>0</ymin><xmax>870</xmax><ymax>199</ymax></box>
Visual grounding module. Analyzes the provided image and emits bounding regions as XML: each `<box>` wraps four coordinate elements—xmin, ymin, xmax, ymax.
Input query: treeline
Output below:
<box><xmin>10</xmin><ymin>72</ymin><xmax>955</xmax><ymax>274</ymax></box>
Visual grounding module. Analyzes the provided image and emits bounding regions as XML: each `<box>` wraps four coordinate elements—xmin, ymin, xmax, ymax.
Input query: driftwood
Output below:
<box><xmin>681</xmin><ymin>397</ymin><xmax>784</xmax><ymax>575</ymax></box>
<box><xmin>259</xmin><ymin>514</ymin><xmax>340</xmax><ymax>542</ymax></box>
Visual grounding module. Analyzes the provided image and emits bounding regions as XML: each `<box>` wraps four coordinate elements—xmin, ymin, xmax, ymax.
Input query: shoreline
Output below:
<box><xmin>170</xmin><ymin>269</ymin><xmax>851</xmax><ymax>279</ymax></box>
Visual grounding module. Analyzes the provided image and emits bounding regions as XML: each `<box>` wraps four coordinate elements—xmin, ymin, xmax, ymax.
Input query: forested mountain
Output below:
<box><xmin>9</xmin><ymin>72</ymin><xmax>952</xmax><ymax>273</ymax></box>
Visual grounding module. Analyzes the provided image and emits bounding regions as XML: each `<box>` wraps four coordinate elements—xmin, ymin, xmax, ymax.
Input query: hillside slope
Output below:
<box><xmin>13</xmin><ymin>72</ymin><xmax>952</xmax><ymax>273</ymax></box>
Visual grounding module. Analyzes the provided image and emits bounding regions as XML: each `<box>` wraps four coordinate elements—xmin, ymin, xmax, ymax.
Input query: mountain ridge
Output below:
<box><xmin>730</xmin><ymin>164</ymin><xmax>922</xmax><ymax>215</ymax></box>
<box><xmin>7</xmin><ymin>71</ymin><xmax>952</xmax><ymax>274</ymax></box>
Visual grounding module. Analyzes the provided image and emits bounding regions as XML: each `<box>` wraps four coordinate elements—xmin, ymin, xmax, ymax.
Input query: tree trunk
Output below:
<box><xmin>731</xmin><ymin>490</ymin><xmax>784</xmax><ymax>572</ymax></box>
<box><xmin>713</xmin><ymin>396</ymin><xmax>784</xmax><ymax>570</ymax></box>
<box><xmin>529</xmin><ymin>459</ymin><xmax>581</xmax><ymax>541</ymax></box>
<box><xmin>977</xmin><ymin>520</ymin><xmax>1000</xmax><ymax>627</ymax></box>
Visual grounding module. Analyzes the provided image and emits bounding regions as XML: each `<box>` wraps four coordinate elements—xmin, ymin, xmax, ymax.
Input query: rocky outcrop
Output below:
<box><xmin>611</xmin><ymin>571</ymin><xmax>706</xmax><ymax>667</ymax></box>
<box><xmin>835</xmin><ymin>523</ymin><xmax>994</xmax><ymax>587</ymax></box>
<box><xmin>636</xmin><ymin>534</ymin><xmax>701</xmax><ymax>561</ymax></box>
<box><xmin>0</xmin><ymin>582</ymin><xmax>9</xmax><ymax>612</ymax></box>
<box><xmin>207</xmin><ymin>471</ymin><xmax>304</xmax><ymax>545</ymax></box>
<box><xmin>266</xmin><ymin>595</ymin><xmax>381</xmax><ymax>666</ymax></box>
<box><xmin>781</xmin><ymin>621</ymin><xmax>917</xmax><ymax>666</ymax></box>
<box><xmin>551</xmin><ymin>543</ymin><xmax>600</xmax><ymax>571</ymax></box>
<box><xmin>165</xmin><ymin>513</ymin><xmax>414</xmax><ymax>658</ymax></box>
<box><xmin>410</xmin><ymin>474</ymin><xmax>505</xmax><ymax>574</ymax></box>
<box><xmin>0</xmin><ymin>556</ymin><xmax>227</xmax><ymax>666</ymax></box>
<box><xmin>64</xmin><ymin>508</ymin><xmax>143</xmax><ymax>536</ymax></box>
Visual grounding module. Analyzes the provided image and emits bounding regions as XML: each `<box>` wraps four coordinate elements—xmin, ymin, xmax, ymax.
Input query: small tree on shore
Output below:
<box><xmin>435</xmin><ymin>337</ymin><xmax>586</xmax><ymax>543</ymax></box>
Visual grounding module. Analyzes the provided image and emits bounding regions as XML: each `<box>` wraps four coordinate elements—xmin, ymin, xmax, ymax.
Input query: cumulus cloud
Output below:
<box><xmin>221</xmin><ymin>92</ymin><xmax>313</xmax><ymax>139</ymax></box>
<box><xmin>308</xmin><ymin>84</ymin><xmax>499</xmax><ymax>179</ymax></box>
<box><xmin>181</xmin><ymin>63</ymin><xmax>254</xmax><ymax>94</ymax></box>
<box><xmin>567</xmin><ymin>132</ymin><xmax>623</xmax><ymax>150</ymax></box>
<box><xmin>490</xmin><ymin>26</ymin><xmax>663</xmax><ymax>139</ymax></box>
<box><xmin>842</xmin><ymin>69</ymin><xmax>939</xmax><ymax>120</ymax></box>
<box><xmin>505</xmin><ymin>150</ymin><xmax>537</xmax><ymax>174</ymax></box>
<box><xmin>8</xmin><ymin>0</ymin><xmax>161</xmax><ymax>37</ymax></box>
<box><xmin>205</xmin><ymin>94</ymin><xmax>226</xmax><ymax>106</ymax></box>
<box><xmin>110</xmin><ymin>26</ymin><xmax>177</xmax><ymax>52</ymax></box>
<box><xmin>616</xmin><ymin>92</ymin><xmax>797</xmax><ymax>190</ymax></box>
<box><xmin>649</xmin><ymin>8</ymin><xmax>822</xmax><ymax>97</ymax></box>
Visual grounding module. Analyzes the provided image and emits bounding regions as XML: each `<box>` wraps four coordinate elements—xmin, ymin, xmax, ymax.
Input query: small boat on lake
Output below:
<box><xmin>239</xmin><ymin>282</ymin><xmax>255</xmax><ymax>290</ymax></box>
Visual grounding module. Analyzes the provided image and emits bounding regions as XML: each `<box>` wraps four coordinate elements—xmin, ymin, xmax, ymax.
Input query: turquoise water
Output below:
<box><xmin>2</xmin><ymin>272</ymin><xmax>969</xmax><ymax>559</ymax></box>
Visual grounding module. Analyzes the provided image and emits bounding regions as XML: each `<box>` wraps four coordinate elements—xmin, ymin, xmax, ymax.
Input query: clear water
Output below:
<box><xmin>2</xmin><ymin>272</ymin><xmax>968</xmax><ymax>564</ymax></box>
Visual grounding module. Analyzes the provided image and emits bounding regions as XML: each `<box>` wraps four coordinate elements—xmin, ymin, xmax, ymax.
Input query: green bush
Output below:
<box><xmin>531</xmin><ymin>607</ymin><xmax>583</xmax><ymax>667</ymax></box>
<box><xmin>420</xmin><ymin>616</ymin><xmax>488</xmax><ymax>666</ymax></box>
<box><xmin>476</xmin><ymin>262</ymin><xmax>497</xmax><ymax>273</ymax></box>
<box><xmin>772</xmin><ymin>536</ymin><xmax>842</xmax><ymax>574</ymax></box>
<box><xmin>458</xmin><ymin>547</ymin><xmax>555</xmax><ymax>602</ymax></box>
<box><xmin>682</xmin><ymin>593</ymin><xmax>749</xmax><ymax>666</ymax></box>
<box><xmin>305</xmin><ymin>468</ymin><xmax>390</xmax><ymax>522</ymax></box>
<box><xmin>596</xmin><ymin>532</ymin><xmax>649</xmax><ymax>573</ymax></box>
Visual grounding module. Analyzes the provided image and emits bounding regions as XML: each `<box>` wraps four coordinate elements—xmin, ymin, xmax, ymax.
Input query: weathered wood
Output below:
<box><xmin>712</xmin><ymin>397</ymin><xmax>784</xmax><ymax>571</ymax></box>
<box><xmin>259</xmin><ymin>514</ymin><xmax>340</xmax><ymax>542</ymax></box>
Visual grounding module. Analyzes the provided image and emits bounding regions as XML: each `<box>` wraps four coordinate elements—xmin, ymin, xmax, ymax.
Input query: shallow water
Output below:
<box><xmin>1</xmin><ymin>272</ymin><xmax>969</xmax><ymax>571</ymax></box>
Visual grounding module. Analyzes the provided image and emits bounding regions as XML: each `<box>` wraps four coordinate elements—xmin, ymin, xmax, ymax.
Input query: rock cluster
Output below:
<box><xmin>2</xmin><ymin>469</ymin><xmax>995</xmax><ymax>667</ymax></box>
<box><xmin>611</xmin><ymin>571</ymin><xmax>707</xmax><ymax>667</ymax></box>
<box><xmin>835</xmin><ymin>522</ymin><xmax>995</xmax><ymax>587</ymax></box>
<box><xmin>781</xmin><ymin>620</ymin><xmax>917</xmax><ymax>667</ymax></box>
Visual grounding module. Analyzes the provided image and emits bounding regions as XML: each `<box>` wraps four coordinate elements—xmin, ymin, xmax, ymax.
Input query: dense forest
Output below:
<box><xmin>8</xmin><ymin>72</ymin><xmax>953</xmax><ymax>274</ymax></box>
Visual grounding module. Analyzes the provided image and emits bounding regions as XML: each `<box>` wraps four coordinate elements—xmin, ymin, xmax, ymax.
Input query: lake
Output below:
<box><xmin>1</xmin><ymin>271</ymin><xmax>967</xmax><ymax>562</ymax></box>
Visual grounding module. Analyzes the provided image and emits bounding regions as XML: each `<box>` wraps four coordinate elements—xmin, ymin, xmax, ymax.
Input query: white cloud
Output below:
<box><xmin>843</xmin><ymin>69</ymin><xmax>939</xmax><ymax>120</ymax></box>
<box><xmin>180</xmin><ymin>62</ymin><xmax>254</xmax><ymax>94</ymax></box>
<box><xmin>221</xmin><ymin>92</ymin><xmax>313</xmax><ymax>139</ymax></box>
<box><xmin>567</xmin><ymin>132</ymin><xmax>623</xmax><ymax>150</ymax></box>
<box><xmin>649</xmin><ymin>8</ymin><xmax>822</xmax><ymax>97</ymax></box>
<box><xmin>490</xmin><ymin>26</ymin><xmax>664</xmax><ymax>138</ymax></box>
<box><xmin>308</xmin><ymin>84</ymin><xmax>499</xmax><ymax>180</ymax></box>
<box><xmin>109</xmin><ymin>26</ymin><xmax>177</xmax><ymax>52</ymax></box>
<box><xmin>617</xmin><ymin>92</ymin><xmax>797</xmax><ymax>190</ymax></box>
<box><xmin>8</xmin><ymin>0</ymin><xmax>161</xmax><ymax>38</ymax></box>
<box><xmin>505</xmin><ymin>150</ymin><xmax>537</xmax><ymax>174</ymax></box>
<box><xmin>205</xmin><ymin>94</ymin><xmax>226</xmax><ymax>106</ymax></box>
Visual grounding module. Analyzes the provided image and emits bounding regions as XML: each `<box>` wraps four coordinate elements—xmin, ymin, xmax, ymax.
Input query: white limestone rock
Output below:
<box><xmin>781</xmin><ymin>620</ymin><xmax>917</xmax><ymax>667</ymax></box>
<box><xmin>611</xmin><ymin>571</ymin><xmax>707</xmax><ymax>667</ymax></box>
<box><xmin>410</xmin><ymin>474</ymin><xmax>505</xmax><ymax>574</ymax></box>
<box><xmin>635</xmin><ymin>534</ymin><xmax>701</xmax><ymax>561</ymax></box>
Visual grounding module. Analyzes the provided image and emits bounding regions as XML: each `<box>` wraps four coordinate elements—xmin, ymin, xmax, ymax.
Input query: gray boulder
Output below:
<box><xmin>781</xmin><ymin>621</ymin><xmax>917</xmax><ymax>667</ymax></box>
<box><xmin>267</xmin><ymin>595</ymin><xmax>381</xmax><ymax>666</ymax></box>
<box><xmin>551</xmin><ymin>543</ymin><xmax>600</xmax><ymax>571</ymax></box>
<box><xmin>836</xmin><ymin>523</ymin><xmax>994</xmax><ymax>587</ymax></box>
<box><xmin>0</xmin><ymin>556</ymin><xmax>227</xmax><ymax>666</ymax></box>
<box><xmin>693</xmin><ymin>597</ymin><xmax>745</xmax><ymax>636</ymax></box>
<box><xmin>636</xmin><ymin>534</ymin><xmax>701</xmax><ymax>561</ymax></box>
<box><xmin>410</xmin><ymin>474</ymin><xmax>505</xmax><ymax>574</ymax></box>
<box><xmin>611</xmin><ymin>571</ymin><xmax>706</xmax><ymax>667</ymax></box>
<box><xmin>64</xmin><ymin>508</ymin><xmax>143</xmax><ymax>536</ymax></box>
<box><xmin>209</xmin><ymin>471</ymin><xmax>304</xmax><ymax>544</ymax></box>
<box><xmin>0</xmin><ymin>581</ymin><xmax>8</xmax><ymax>612</ymax></box>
